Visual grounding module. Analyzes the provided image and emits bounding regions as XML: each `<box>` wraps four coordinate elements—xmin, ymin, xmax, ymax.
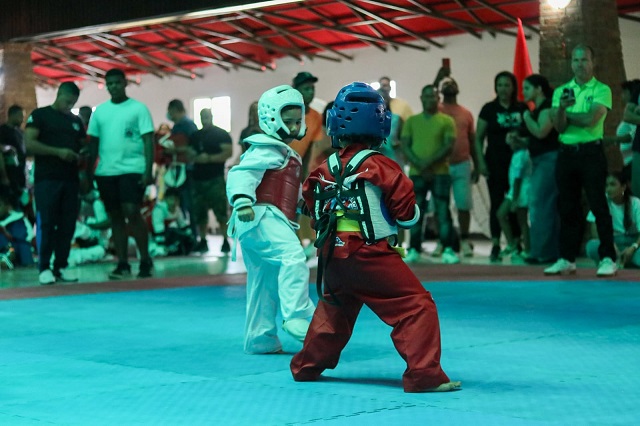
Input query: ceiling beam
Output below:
<box><xmin>302</xmin><ymin>4</ymin><xmax>388</xmax><ymax>51</ymax></box>
<box><xmin>167</xmin><ymin>22</ymin><xmax>269</xmax><ymax>70</ymax></box>
<box><xmin>473</xmin><ymin>0</ymin><xmax>540</xmax><ymax>34</ymax></box>
<box><xmin>34</xmin><ymin>46</ymin><xmax>106</xmax><ymax>79</ymax></box>
<box><xmin>242</xmin><ymin>11</ymin><xmax>352</xmax><ymax>60</ymax></box>
<box><xmin>32</xmin><ymin>63</ymin><xmax>105</xmax><ymax>84</ymax></box>
<box><xmin>358</xmin><ymin>0</ymin><xmax>518</xmax><ymax>37</ymax></box>
<box><xmin>103</xmin><ymin>33</ymin><xmax>205</xmax><ymax>78</ymax></box>
<box><xmin>89</xmin><ymin>34</ymin><xmax>197</xmax><ymax>79</ymax></box>
<box><xmin>193</xmin><ymin>18</ymin><xmax>342</xmax><ymax>62</ymax></box>
<box><xmin>49</xmin><ymin>40</ymin><xmax>168</xmax><ymax>79</ymax></box>
<box><xmin>126</xmin><ymin>29</ymin><xmax>233</xmax><ymax>72</ymax></box>
<box><xmin>404</xmin><ymin>0</ymin><xmax>481</xmax><ymax>39</ymax></box>
<box><xmin>340</xmin><ymin>0</ymin><xmax>443</xmax><ymax>48</ymax></box>
<box><xmin>256</xmin><ymin>9</ymin><xmax>427</xmax><ymax>51</ymax></box>
<box><xmin>222</xmin><ymin>20</ymin><xmax>302</xmax><ymax>62</ymax></box>
<box><xmin>453</xmin><ymin>0</ymin><xmax>494</xmax><ymax>37</ymax></box>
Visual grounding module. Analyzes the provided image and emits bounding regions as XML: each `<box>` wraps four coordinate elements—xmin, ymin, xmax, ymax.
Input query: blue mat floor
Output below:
<box><xmin>2</xmin><ymin>278</ymin><xmax>639</xmax><ymax>425</ymax></box>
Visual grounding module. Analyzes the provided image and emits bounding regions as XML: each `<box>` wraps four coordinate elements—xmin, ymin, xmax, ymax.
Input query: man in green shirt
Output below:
<box><xmin>545</xmin><ymin>44</ymin><xmax>617</xmax><ymax>277</ymax></box>
<box><xmin>401</xmin><ymin>85</ymin><xmax>459</xmax><ymax>265</ymax></box>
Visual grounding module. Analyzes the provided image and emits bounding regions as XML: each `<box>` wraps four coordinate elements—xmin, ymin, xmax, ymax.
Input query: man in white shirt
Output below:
<box><xmin>87</xmin><ymin>68</ymin><xmax>155</xmax><ymax>279</ymax></box>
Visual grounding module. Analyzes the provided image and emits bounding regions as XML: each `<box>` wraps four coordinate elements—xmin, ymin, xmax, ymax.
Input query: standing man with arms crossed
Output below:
<box><xmin>437</xmin><ymin>76</ymin><xmax>477</xmax><ymax>257</ymax></box>
<box><xmin>88</xmin><ymin>68</ymin><xmax>155</xmax><ymax>279</ymax></box>
<box><xmin>25</xmin><ymin>82</ymin><xmax>85</xmax><ymax>284</ymax></box>
<box><xmin>545</xmin><ymin>44</ymin><xmax>617</xmax><ymax>277</ymax></box>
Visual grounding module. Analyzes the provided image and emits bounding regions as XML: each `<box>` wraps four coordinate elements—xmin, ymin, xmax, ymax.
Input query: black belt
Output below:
<box><xmin>559</xmin><ymin>140</ymin><xmax>602</xmax><ymax>152</ymax></box>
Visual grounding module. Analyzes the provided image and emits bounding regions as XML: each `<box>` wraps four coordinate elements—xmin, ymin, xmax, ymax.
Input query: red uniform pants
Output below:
<box><xmin>290</xmin><ymin>239</ymin><xmax>450</xmax><ymax>392</ymax></box>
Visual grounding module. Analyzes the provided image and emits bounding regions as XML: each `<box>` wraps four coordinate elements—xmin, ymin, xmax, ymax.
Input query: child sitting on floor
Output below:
<box><xmin>0</xmin><ymin>192</ymin><xmax>34</xmax><ymax>269</ymax></box>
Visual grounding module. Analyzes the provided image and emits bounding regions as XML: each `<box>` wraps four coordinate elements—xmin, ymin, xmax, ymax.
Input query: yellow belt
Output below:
<box><xmin>335</xmin><ymin>216</ymin><xmax>405</xmax><ymax>257</ymax></box>
<box><xmin>336</xmin><ymin>217</ymin><xmax>360</xmax><ymax>232</ymax></box>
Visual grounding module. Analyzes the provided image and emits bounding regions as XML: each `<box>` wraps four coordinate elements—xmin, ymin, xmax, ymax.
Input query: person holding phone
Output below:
<box><xmin>545</xmin><ymin>44</ymin><xmax>617</xmax><ymax>277</ymax></box>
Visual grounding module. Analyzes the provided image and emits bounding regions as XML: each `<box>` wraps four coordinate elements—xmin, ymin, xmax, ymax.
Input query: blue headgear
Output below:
<box><xmin>326</xmin><ymin>82</ymin><xmax>391</xmax><ymax>149</ymax></box>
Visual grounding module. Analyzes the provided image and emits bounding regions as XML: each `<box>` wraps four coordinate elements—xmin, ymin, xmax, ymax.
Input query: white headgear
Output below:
<box><xmin>258</xmin><ymin>85</ymin><xmax>306</xmax><ymax>141</ymax></box>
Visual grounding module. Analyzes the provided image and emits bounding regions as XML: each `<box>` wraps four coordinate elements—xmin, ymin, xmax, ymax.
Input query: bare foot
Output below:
<box><xmin>424</xmin><ymin>381</ymin><xmax>462</xmax><ymax>392</ymax></box>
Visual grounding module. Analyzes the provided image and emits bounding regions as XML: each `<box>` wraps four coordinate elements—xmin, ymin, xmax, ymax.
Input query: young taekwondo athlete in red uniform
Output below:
<box><xmin>290</xmin><ymin>82</ymin><xmax>460</xmax><ymax>393</ymax></box>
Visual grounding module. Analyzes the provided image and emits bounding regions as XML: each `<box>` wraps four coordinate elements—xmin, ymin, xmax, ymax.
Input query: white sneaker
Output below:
<box><xmin>461</xmin><ymin>240</ymin><xmax>474</xmax><ymax>257</ymax></box>
<box><xmin>54</xmin><ymin>269</ymin><xmax>79</xmax><ymax>283</ymax></box>
<box><xmin>596</xmin><ymin>257</ymin><xmax>618</xmax><ymax>277</ymax></box>
<box><xmin>544</xmin><ymin>258</ymin><xmax>576</xmax><ymax>275</ymax></box>
<box><xmin>431</xmin><ymin>242</ymin><xmax>444</xmax><ymax>257</ymax></box>
<box><xmin>282</xmin><ymin>318</ymin><xmax>310</xmax><ymax>343</ymax></box>
<box><xmin>442</xmin><ymin>247</ymin><xmax>460</xmax><ymax>264</ymax></box>
<box><xmin>404</xmin><ymin>248</ymin><xmax>421</xmax><ymax>263</ymax></box>
<box><xmin>39</xmin><ymin>269</ymin><xmax>55</xmax><ymax>285</ymax></box>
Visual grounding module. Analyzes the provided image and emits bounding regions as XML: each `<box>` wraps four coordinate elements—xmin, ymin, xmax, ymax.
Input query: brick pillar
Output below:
<box><xmin>539</xmin><ymin>0</ymin><xmax>625</xmax><ymax>171</ymax></box>
<box><xmin>0</xmin><ymin>42</ymin><xmax>38</xmax><ymax>124</ymax></box>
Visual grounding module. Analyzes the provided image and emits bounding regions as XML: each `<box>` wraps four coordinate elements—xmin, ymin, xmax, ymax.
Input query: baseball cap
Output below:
<box><xmin>293</xmin><ymin>71</ymin><xmax>318</xmax><ymax>88</ymax></box>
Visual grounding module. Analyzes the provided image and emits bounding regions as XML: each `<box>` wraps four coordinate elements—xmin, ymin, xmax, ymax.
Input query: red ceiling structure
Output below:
<box><xmin>26</xmin><ymin>0</ymin><xmax>640</xmax><ymax>85</ymax></box>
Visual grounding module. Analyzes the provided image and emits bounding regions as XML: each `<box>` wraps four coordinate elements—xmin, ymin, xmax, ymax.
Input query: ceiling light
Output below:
<box><xmin>549</xmin><ymin>0</ymin><xmax>571</xmax><ymax>9</ymax></box>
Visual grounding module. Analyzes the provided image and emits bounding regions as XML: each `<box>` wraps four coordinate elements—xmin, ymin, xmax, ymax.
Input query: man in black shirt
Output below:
<box><xmin>25</xmin><ymin>82</ymin><xmax>85</xmax><ymax>285</ymax></box>
<box><xmin>0</xmin><ymin>105</ymin><xmax>26</xmax><ymax>208</ymax></box>
<box><xmin>189</xmin><ymin>108</ymin><xmax>232</xmax><ymax>253</ymax></box>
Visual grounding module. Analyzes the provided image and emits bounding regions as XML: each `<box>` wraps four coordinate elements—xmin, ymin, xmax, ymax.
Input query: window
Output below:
<box><xmin>369</xmin><ymin>80</ymin><xmax>397</xmax><ymax>98</ymax></box>
<box><xmin>192</xmin><ymin>96</ymin><xmax>231</xmax><ymax>131</ymax></box>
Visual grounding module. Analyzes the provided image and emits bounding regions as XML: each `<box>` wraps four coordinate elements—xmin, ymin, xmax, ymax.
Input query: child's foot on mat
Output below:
<box><xmin>423</xmin><ymin>381</ymin><xmax>462</xmax><ymax>392</ymax></box>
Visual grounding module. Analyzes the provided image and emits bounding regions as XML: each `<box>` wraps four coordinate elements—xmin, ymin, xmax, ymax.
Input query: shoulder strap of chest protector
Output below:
<box><xmin>314</xmin><ymin>149</ymin><xmax>379</xmax><ymax>305</ymax></box>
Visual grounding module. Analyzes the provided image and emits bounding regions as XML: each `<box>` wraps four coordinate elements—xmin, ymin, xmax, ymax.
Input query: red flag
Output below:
<box><xmin>513</xmin><ymin>18</ymin><xmax>533</xmax><ymax>102</ymax></box>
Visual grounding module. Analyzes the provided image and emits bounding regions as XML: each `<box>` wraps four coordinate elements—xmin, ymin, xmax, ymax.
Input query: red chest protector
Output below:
<box><xmin>255</xmin><ymin>155</ymin><xmax>301</xmax><ymax>221</ymax></box>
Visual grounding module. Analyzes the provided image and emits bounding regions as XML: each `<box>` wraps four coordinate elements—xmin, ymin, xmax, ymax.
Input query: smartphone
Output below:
<box><xmin>562</xmin><ymin>87</ymin><xmax>575</xmax><ymax>100</ymax></box>
<box><xmin>442</xmin><ymin>58</ymin><xmax>451</xmax><ymax>70</ymax></box>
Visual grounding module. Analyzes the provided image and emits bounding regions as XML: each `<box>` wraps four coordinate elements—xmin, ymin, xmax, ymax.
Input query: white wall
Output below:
<box><xmin>37</xmin><ymin>18</ymin><xmax>640</xmax><ymax>149</ymax></box>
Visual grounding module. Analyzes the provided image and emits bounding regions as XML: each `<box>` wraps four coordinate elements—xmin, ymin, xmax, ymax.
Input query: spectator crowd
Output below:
<box><xmin>2</xmin><ymin>44</ymin><xmax>640</xmax><ymax>283</ymax></box>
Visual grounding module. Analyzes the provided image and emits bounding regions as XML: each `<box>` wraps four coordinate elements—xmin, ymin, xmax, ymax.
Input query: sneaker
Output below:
<box><xmin>109</xmin><ymin>262</ymin><xmax>131</xmax><ymax>280</ymax></box>
<box><xmin>500</xmin><ymin>245</ymin><xmax>519</xmax><ymax>259</ymax></box>
<box><xmin>0</xmin><ymin>251</ymin><xmax>15</xmax><ymax>270</ymax></box>
<box><xmin>282</xmin><ymin>318</ymin><xmax>310</xmax><ymax>343</ymax></box>
<box><xmin>544</xmin><ymin>258</ymin><xmax>576</xmax><ymax>275</ymax></box>
<box><xmin>431</xmin><ymin>242</ymin><xmax>444</xmax><ymax>257</ymax></box>
<box><xmin>596</xmin><ymin>257</ymin><xmax>617</xmax><ymax>277</ymax></box>
<box><xmin>489</xmin><ymin>245</ymin><xmax>502</xmax><ymax>262</ymax></box>
<box><xmin>404</xmin><ymin>248</ymin><xmax>421</xmax><ymax>263</ymax></box>
<box><xmin>138</xmin><ymin>258</ymin><xmax>153</xmax><ymax>279</ymax></box>
<box><xmin>39</xmin><ymin>269</ymin><xmax>56</xmax><ymax>285</ymax></box>
<box><xmin>53</xmin><ymin>269</ymin><xmax>78</xmax><ymax>283</ymax></box>
<box><xmin>442</xmin><ymin>247</ymin><xmax>460</xmax><ymax>264</ymax></box>
<box><xmin>220</xmin><ymin>239</ymin><xmax>231</xmax><ymax>254</ymax></box>
<box><xmin>195</xmin><ymin>239</ymin><xmax>209</xmax><ymax>253</ymax></box>
<box><xmin>460</xmin><ymin>240</ymin><xmax>474</xmax><ymax>257</ymax></box>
